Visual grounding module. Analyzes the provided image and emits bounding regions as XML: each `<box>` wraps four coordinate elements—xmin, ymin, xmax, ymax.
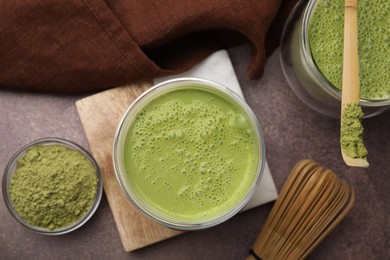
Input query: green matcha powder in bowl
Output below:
<box><xmin>2</xmin><ymin>138</ymin><xmax>103</xmax><ymax>235</ymax></box>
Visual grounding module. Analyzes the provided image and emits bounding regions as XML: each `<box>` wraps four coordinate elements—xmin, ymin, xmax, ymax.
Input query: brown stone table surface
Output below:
<box><xmin>1</xmin><ymin>46</ymin><xmax>389</xmax><ymax>259</ymax></box>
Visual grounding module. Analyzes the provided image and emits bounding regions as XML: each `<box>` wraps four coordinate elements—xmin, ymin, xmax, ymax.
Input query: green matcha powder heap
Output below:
<box><xmin>9</xmin><ymin>144</ymin><xmax>98</xmax><ymax>230</ymax></box>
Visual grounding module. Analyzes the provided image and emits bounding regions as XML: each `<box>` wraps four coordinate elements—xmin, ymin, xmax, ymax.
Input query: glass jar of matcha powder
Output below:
<box><xmin>280</xmin><ymin>0</ymin><xmax>390</xmax><ymax>118</ymax></box>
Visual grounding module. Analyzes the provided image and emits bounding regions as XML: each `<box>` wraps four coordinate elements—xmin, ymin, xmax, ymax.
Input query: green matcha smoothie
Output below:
<box><xmin>309</xmin><ymin>0</ymin><xmax>390</xmax><ymax>100</ymax></box>
<box><xmin>122</xmin><ymin>86</ymin><xmax>260</xmax><ymax>223</ymax></box>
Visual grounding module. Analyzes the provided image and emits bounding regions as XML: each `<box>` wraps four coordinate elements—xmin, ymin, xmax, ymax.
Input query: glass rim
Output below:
<box><xmin>113</xmin><ymin>77</ymin><xmax>266</xmax><ymax>230</ymax></box>
<box><xmin>2</xmin><ymin>137</ymin><xmax>103</xmax><ymax>235</ymax></box>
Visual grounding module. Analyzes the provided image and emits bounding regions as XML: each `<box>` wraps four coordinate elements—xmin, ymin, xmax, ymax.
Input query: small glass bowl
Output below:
<box><xmin>2</xmin><ymin>137</ymin><xmax>103</xmax><ymax>235</ymax></box>
<box><xmin>113</xmin><ymin>77</ymin><xmax>266</xmax><ymax>230</ymax></box>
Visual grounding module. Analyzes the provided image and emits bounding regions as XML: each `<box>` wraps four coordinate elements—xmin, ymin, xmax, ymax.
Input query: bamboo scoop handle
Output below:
<box><xmin>341</xmin><ymin>0</ymin><xmax>359</xmax><ymax>107</ymax></box>
<box><xmin>340</xmin><ymin>0</ymin><xmax>369</xmax><ymax>167</ymax></box>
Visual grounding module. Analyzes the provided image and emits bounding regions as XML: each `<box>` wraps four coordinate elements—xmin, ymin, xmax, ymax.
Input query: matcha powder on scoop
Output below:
<box><xmin>340</xmin><ymin>103</ymin><xmax>368</xmax><ymax>159</ymax></box>
<box><xmin>9</xmin><ymin>144</ymin><xmax>98</xmax><ymax>231</ymax></box>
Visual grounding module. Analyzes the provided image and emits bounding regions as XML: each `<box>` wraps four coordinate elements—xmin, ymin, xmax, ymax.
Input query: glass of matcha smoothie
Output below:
<box><xmin>280</xmin><ymin>0</ymin><xmax>390</xmax><ymax>118</ymax></box>
<box><xmin>113</xmin><ymin>78</ymin><xmax>265</xmax><ymax>230</ymax></box>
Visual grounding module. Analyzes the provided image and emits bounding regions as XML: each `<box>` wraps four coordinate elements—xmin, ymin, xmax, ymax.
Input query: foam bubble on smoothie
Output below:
<box><xmin>123</xmin><ymin>88</ymin><xmax>259</xmax><ymax>221</ymax></box>
<box><xmin>309</xmin><ymin>0</ymin><xmax>390</xmax><ymax>100</ymax></box>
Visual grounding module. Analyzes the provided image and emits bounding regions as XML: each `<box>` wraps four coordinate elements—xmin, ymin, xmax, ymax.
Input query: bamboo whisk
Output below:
<box><xmin>247</xmin><ymin>160</ymin><xmax>355</xmax><ymax>260</ymax></box>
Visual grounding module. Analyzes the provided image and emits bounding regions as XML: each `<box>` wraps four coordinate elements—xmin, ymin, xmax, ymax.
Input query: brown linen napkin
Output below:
<box><xmin>0</xmin><ymin>0</ymin><xmax>298</xmax><ymax>94</ymax></box>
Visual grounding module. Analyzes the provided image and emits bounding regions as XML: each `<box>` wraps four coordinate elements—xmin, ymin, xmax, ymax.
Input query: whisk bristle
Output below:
<box><xmin>248</xmin><ymin>160</ymin><xmax>355</xmax><ymax>260</ymax></box>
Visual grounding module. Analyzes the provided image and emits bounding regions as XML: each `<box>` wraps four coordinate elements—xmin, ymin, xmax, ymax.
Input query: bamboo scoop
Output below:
<box><xmin>247</xmin><ymin>160</ymin><xmax>355</xmax><ymax>260</ymax></box>
<box><xmin>340</xmin><ymin>0</ymin><xmax>369</xmax><ymax>167</ymax></box>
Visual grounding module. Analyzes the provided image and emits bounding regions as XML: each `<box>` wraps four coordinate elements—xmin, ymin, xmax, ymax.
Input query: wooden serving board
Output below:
<box><xmin>75</xmin><ymin>81</ymin><xmax>182</xmax><ymax>252</ymax></box>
